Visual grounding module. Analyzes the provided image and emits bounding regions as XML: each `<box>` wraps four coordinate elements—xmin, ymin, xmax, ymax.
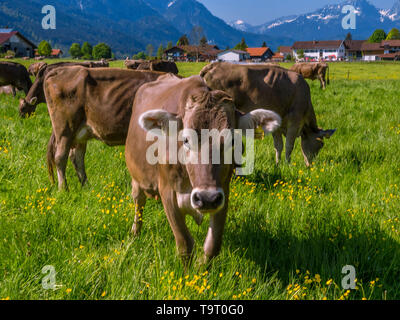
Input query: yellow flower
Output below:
<box><xmin>101</xmin><ymin>291</ymin><xmax>106</xmax><ymax>297</ymax></box>
<box><xmin>66</xmin><ymin>288</ymin><xmax>72</xmax><ymax>294</ymax></box>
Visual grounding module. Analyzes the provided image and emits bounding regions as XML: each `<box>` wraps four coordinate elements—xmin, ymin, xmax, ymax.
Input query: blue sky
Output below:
<box><xmin>197</xmin><ymin>0</ymin><xmax>396</xmax><ymax>25</ymax></box>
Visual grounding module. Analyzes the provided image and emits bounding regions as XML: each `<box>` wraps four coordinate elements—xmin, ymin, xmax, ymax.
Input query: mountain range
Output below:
<box><xmin>229</xmin><ymin>0</ymin><xmax>400</xmax><ymax>41</ymax></box>
<box><xmin>2</xmin><ymin>0</ymin><xmax>400</xmax><ymax>58</ymax></box>
<box><xmin>0</xmin><ymin>0</ymin><xmax>285</xmax><ymax>58</ymax></box>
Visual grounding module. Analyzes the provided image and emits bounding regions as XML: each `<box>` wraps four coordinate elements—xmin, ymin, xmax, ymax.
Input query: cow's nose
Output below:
<box><xmin>191</xmin><ymin>189</ymin><xmax>225</xmax><ymax>212</ymax></box>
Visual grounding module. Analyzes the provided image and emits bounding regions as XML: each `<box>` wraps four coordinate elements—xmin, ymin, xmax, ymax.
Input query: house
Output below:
<box><xmin>51</xmin><ymin>49</ymin><xmax>63</xmax><ymax>58</ymax></box>
<box><xmin>344</xmin><ymin>40</ymin><xmax>365</xmax><ymax>60</ymax></box>
<box><xmin>361</xmin><ymin>42</ymin><xmax>384</xmax><ymax>61</ymax></box>
<box><xmin>278</xmin><ymin>46</ymin><xmax>293</xmax><ymax>60</ymax></box>
<box><xmin>246</xmin><ymin>47</ymin><xmax>274</xmax><ymax>62</ymax></box>
<box><xmin>271</xmin><ymin>52</ymin><xmax>285</xmax><ymax>62</ymax></box>
<box><xmin>379</xmin><ymin>40</ymin><xmax>400</xmax><ymax>60</ymax></box>
<box><xmin>164</xmin><ymin>45</ymin><xmax>221</xmax><ymax>62</ymax></box>
<box><xmin>0</xmin><ymin>28</ymin><xmax>36</xmax><ymax>57</ymax></box>
<box><xmin>292</xmin><ymin>40</ymin><xmax>346</xmax><ymax>61</ymax></box>
<box><xmin>217</xmin><ymin>49</ymin><xmax>250</xmax><ymax>62</ymax></box>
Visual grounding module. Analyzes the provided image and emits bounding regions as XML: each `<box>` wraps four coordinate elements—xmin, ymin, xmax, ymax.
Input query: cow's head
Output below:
<box><xmin>301</xmin><ymin>128</ymin><xmax>336</xmax><ymax>166</ymax></box>
<box><xmin>139</xmin><ymin>89</ymin><xmax>281</xmax><ymax>214</ymax></box>
<box><xmin>19</xmin><ymin>96</ymin><xmax>37</xmax><ymax>117</ymax></box>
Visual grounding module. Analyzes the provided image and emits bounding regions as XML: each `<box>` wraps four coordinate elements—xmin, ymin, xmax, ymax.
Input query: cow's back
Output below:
<box><xmin>45</xmin><ymin>67</ymin><xmax>165</xmax><ymax>145</ymax></box>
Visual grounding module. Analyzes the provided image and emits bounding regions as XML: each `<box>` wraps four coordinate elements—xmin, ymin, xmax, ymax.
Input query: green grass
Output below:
<box><xmin>0</xmin><ymin>61</ymin><xmax>400</xmax><ymax>300</ymax></box>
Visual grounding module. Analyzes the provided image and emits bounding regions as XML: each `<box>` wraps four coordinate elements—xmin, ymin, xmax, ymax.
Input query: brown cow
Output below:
<box><xmin>0</xmin><ymin>61</ymin><xmax>32</xmax><ymax>95</ymax></box>
<box><xmin>45</xmin><ymin>66</ymin><xmax>166</xmax><ymax>190</ymax></box>
<box><xmin>200</xmin><ymin>62</ymin><xmax>336</xmax><ymax>167</ymax></box>
<box><xmin>137</xmin><ymin>60</ymin><xmax>179</xmax><ymax>74</ymax></box>
<box><xmin>85</xmin><ymin>59</ymin><xmax>110</xmax><ymax>68</ymax></box>
<box><xmin>290</xmin><ymin>62</ymin><xmax>330</xmax><ymax>89</ymax></box>
<box><xmin>125</xmin><ymin>75</ymin><xmax>281</xmax><ymax>265</ymax></box>
<box><xmin>125</xmin><ymin>58</ymin><xmax>145</xmax><ymax>70</ymax></box>
<box><xmin>19</xmin><ymin>61</ymin><xmax>105</xmax><ymax>117</ymax></box>
<box><xmin>0</xmin><ymin>85</ymin><xmax>16</xmax><ymax>96</ymax></box>
<box><xmin>28</xmin><ymin>62</ymin><xmax>47</xmax><ymax>77</ymax></box>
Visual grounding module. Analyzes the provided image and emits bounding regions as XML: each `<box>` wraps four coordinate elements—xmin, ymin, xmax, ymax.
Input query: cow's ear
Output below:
<box><xmin>139</xmin><ymin>109</ymin><xmax>182</xmax><ymax>135</ymax></box>
<box><xmin>318</xmin><ymin>129</ymin><xmax>336</xmax><ymax>139</ymax></box>
<box><xmin>29</xmin><ymin>97</ymin><xmax>37</xmax><ymax>105</ymax></box>
<box><xmin>238</xmin><ymin>109</ymin><xmax>281</xmax><ymax>134</ymax></box>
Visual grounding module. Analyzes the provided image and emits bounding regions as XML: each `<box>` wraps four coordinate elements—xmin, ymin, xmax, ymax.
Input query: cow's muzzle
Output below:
<box><xmin>191</xmin><ymin>188</ymin><xmax>225</xmax><ymax>213</ymax></box>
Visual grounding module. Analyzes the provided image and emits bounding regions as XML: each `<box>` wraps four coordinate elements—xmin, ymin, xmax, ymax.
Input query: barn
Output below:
<box><xmin>0</xmin><ymin>28</ymin><xmax>36</xmax><ymax>58</ymax></box>
<box><xmin>217</xmin><ymin>49</ymin><xmax>250</xmax><ymax>62</ymax></box>
<box><xmin>246</xmin><ymin>47</ymin><xmax>274</xmax><ymax>62</ymax></box>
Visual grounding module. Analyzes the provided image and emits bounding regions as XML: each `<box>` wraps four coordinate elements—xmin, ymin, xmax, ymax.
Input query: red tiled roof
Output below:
<box><xmin>381</xmin><ymin>40</ymin><xmax>400</xmax><ymax>47</ymax></box>
<box><xmin>246</xmin><ymin>47</ymin><xmax>270</xmax><ymax>57</ymax></box>
<box><xmin>51</xmin><ymin>49</ymin><xmax>63</xmax><ymax>56</ymax></box>
<box><xmin>278</xmin><ymin>46</ymin><xmax>292</xmax><ymax>53</ymax></box>
<box><xmin>378</xmin><ymin>52</ymin><xmax>400</xmax><ymax>58</ymax></box>
<box><xmin>344</xmin><ymin>40</ymin><xmax>365</xmax><ymax>51</ymax></box>
<box><xmin>361</xmin><ymin>42</ymin><xmax>383</xmax><ymax>51</ymax></box>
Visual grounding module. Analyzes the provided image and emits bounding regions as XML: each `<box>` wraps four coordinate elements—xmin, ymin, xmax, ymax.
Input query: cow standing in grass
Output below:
<box><xmin>200</xmin><ymin>62</ymin><xmax>336</xmax><ymax>167</ymax></box>
<box><xmin>45</xmin><ymin>66</ymin><xmax>165</xmax><ymax>190</ymax></box>
<box><xmin>125</xmin><ymin>75</ymin><xmax>281</xmax><ymax>265</ymax></box>
<box><xmin>19</xmin><ymin>61</ymin><xmax>106</xmax><ymax>117</ymax></box>
<box><xmin>0</xmin><ymin>61</ymin><xmax>32</xmax><ymax>95</ymax></box>
<box><xmin>290</xmin><ymin>62</ymin><xmax>330</xmax><ymax>89</ymax></box>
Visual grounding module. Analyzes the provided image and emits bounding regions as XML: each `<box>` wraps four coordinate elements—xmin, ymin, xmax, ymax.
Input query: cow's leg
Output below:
<box><xmin>11</xmin><ymin>86</ymin><xmax>16</xmax><ymax>97</ymax></box>
<box><xmin>161</xmin><ymin>188</ymin><xmax>194</xmax><ymax>267</ymax></box>
<box><xmin>319</xmin><ymin>75</ymin><xmax>326</xmax><ymax>89</ymax></box>
<box><xmin>273</xmin><ymin>131</ymin><xmax>284</xmax><ymax>165</ymax></box>
<box><xmin>54</xmin><ymin>136</ymin><xmax>72</xmax><ymax>190</ymax></box>
<box><xmin>69</xmin><ymin>142</ymin><xmax>88</xmax><ymax>186</ymax></box>
<box><xmin>131</xmin><ymin>180</ymin><xmax>146</xmax><ymax>236</ymax></box>
<box><xmin>285</xmin><ymin>124</ymin><xmax>300</xmax><ymax>164</ymax></box>
<box><xmin>202</xmin><ymin>208</ymin><xmax>228</xmax><ymax>265</ymax></box>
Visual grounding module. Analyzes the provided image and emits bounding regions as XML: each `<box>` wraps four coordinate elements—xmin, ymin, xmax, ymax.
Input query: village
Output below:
<box><xmin>2</xmin><ymin>27</ymin><xmax>400</xmax><ymax>63</ymax></box>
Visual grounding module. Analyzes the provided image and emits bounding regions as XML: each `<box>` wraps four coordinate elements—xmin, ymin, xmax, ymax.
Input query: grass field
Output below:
<box><xmin>0</xmin><ymin>60</ymin><xmax>400</xmax><ymax>300</ymax></box>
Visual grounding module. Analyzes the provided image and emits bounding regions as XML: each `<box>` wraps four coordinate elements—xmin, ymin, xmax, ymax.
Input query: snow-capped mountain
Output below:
<box><xmin>228</xmin><ymin>20</ymin><xmax>254</xmax><ymax>32</ymax></box>
<box><xmin>230</xmin><ymin>0</ymin><xmax>400</xmax><ymax>40</ymax></box>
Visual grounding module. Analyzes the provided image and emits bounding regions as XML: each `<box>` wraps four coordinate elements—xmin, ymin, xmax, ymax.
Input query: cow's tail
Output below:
<box><xmin>47</xmin><ymin>131</ymin><xmax>56</xmax><ymax>184</ymax></box>
<box><xmin>327</xmin><ymin>65</ymin><xmax>330</xmax><ymax>85</ymax></box>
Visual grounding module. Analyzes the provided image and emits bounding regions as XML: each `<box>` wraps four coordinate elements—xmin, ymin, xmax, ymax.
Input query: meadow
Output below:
<box><xmin>0</xmin><ymin>59</ymin><xmax>399</xmax><ymax>300</ymax></box>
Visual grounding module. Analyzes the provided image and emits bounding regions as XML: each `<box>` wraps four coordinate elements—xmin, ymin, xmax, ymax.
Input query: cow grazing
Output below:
<box><xmin>19</xmin><ymin>61</ymin><xmax>106</xmax><ymax>117</ymax></box>
<box><xmin>85</xmin><ymin>59</ymin><xmax>110</xmax><ymax>68</ymax></box>
<box><xmin>0</xmin><ymin>85</ymin><xmax>16</xmax><ymax>96</ymax></box>
<box><xmin>290</xmin><ymin>62</ymin><xmax>330</xmax><ymax>89</ymax></box>
<box><xmin>137</xmin><ymin>60</ymin><xmax>179</xmax><ymax>74</ymax></box>
<box><xmin>125</xmin><ymin>59</ymin><xmax>145</xmax><ymax>70</ymax></box>
<box><xmin>45</xmin><ymin>66</ymin><xmax>166</xmax><ymax>190</ymax></box>
<box><xmin>200</xmin><ymin>62</ymin><xmax>336</xmax><ymax>167</ymax></box>
<box><xmin>0</xmin><ymin>61</ymin><xmax>32</xmax><ymax>95</ymax></box>
<box><xmin>125</xmin><ymin>75</ymin><xmax>281</xmax><ymax>265</ymax></box>
<box><xmin>28</xmin><ymin>62</ymin><xmax>48</xmax><ymax>77</ymax></box>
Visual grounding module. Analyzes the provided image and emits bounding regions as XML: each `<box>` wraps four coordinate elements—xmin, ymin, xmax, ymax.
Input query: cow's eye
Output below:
<box><xmin>183</xmin><ymin>137</ymin><xmax>190</xmax><ymax>149</ymax></box>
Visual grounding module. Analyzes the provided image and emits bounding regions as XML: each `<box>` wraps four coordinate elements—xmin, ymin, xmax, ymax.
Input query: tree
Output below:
<box><xmin>157</xmin><ymin>44</ymin><xmax>164</xmax><ymax>60</ymax></box>
<box><xmin>166</xmin><ymin>41</ymin><xmax>173</xmax><ymax>50</ymax></box>
<box><xmin>177</xmin><ymin>35</ymin><xmax>189</xmax><ymax>46</ymax></box>
<box><xmin>345</xmin><ymin>32</ymin><xmax>352</xmax><ymax>41</ymax></box>
<box><xmin>92</xmin><ymin>43</ymin><xmax>112</xmax><ymax>60</ymax></box>
<box><xmin>200</xmin><ymin>36</ymin><xmax>208</xmax><ymax>47</ymax></box>
<box><xmin>386</xmin><ymin>28</ymin><xmax>400</xmax><ymax>40</ymax></box>
<box><xmin>297</xmin><ymin>49</ymin><xmax>305</xmax><ymax>59</ymax></box>
<box><xmin>189</xmin><ymin>26</ymin><xmax>205</xmax><ymax>45</ymax></box>
<box><xmin>262</xmin><ymin>41</ymin><xmax>267</xmax><ymax>47</ymax></box>
<box><xmin>81</xmin><ymin>42</ymin><xmax>93</xmax><ymax>60</ymax></box>
<box><xmin>234</xmin><ymin>38</ymin><xmax>248</xmax><ymax>51</ymax></box>
<box><xmin>38</xmin><ymin>40</ymin><xmax>52</xmax><ymax>57</ymax></box>
<box><xmin>133</xmin><ymin>51</ymin><xmax>147</xmax><ymax>60</ymax></box>
<box><xmin>146</xmin><ymin>44</ymin><xmax>154</xmax><ymax>58</ymax></box>
<box><xmin>69</xmin><ymin>43</ymin><xmax>82</xmax><ymax>59</ymax></box>
<box><xmin>368</xmin><ymin>29</ymin><xmax>387</xmax><ymax>43</ymax></box>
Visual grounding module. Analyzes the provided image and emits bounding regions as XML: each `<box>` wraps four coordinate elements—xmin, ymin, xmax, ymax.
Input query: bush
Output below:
<box><xmin>132</xmin><ymin>51</ymin><xmax>147</xmax><ymax>60</ymax></box>
<box><xmin>69</xmin><ymin>43</ymin><xmax>82</xmax><ymax>59</ymax></box>
<box><xmin>92</xmin><ymin>43</ymin><xmax>112</xmax><ymax>60</ymax></box>
<box><xmin>37</xmin><ymin>41</ymin><xmax>52</xmax><ymax>57</ymax></box>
